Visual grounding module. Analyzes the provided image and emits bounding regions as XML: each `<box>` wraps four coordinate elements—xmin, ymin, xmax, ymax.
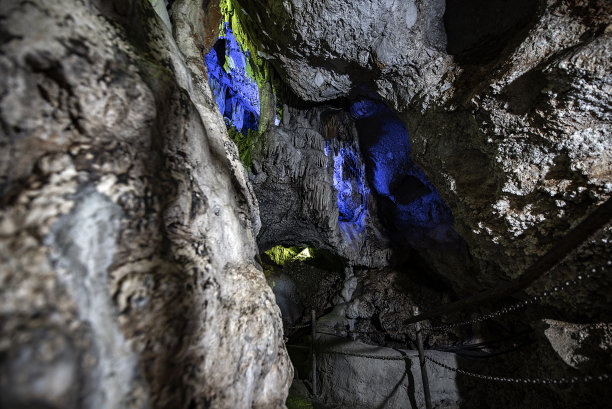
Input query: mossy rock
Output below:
<box><xmin>227</xmin><ymin>127</ymin><xmax>263</xmax><ymax>168</ymax></box>
<box><xmin>285</xmin><ymin>394</ymin><xmax>314</xmax><ymax>409</ymax></box>
<box><xmin>263</xmin><ymin>245</ymin><xmax>347</xmax><ymax>273</ymax></box>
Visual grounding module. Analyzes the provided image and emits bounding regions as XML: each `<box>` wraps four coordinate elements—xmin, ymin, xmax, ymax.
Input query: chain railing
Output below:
<box><xmin>284</xmin><ymin>264</ymin><xmax>612</xmax><ymax>403</ymax></box>
<box><xmin>425</xmin><ymin>355</ymin><xmax>610</xmax><ymax>385</ymax></box>
<box><xmin>427</xmin><ymin>266</ymin><xmax>606</xmax><ymax>332</ymax></box>
<box><xmin>320</xmin><ymin>349</ymin><xmax>408</xmax><ymax>361</ymax></box>
<box><xmin>281</xmin><ymin>198</ymin><xmax>612</xmax><ymax>406</ymax></box>
<box><xmin>285</xmin><ymin>324</ymin><xmax>611</xmax><ymax>386</ymax></box>
<box><xmin>280</xmin><ymin>198</ymin><xmax>612</xmax><ymax>409</ymax></box>
<box><xmin>286</xmin><ymin>323</ymin><xmax>311</xmax><ymax>329</ymax></box>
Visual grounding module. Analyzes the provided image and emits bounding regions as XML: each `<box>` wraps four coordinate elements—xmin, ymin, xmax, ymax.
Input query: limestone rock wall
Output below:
<box><xmin>228</xmin><ymin>1</ymin><xmax>612</xmax><ymax>407</ymax></box>
<box><xmin>253</xmin><ymin>105</ymin><xmax>394</xmax><ymax>267</ymax></box>
<box><xmin>403</xmin><ymin>0</ymin><xmax>612</xmax><ymax>289</ymax></box>
<box><xmin>233</xmin><ymin>0</ymin><xmax>451</xmax><ymax>106</ymax></box>
<box><xmin>0</xmin><ymin>1</ymin><xmax>291</xmax><ymax>408</ymax></box>
<box><xmin>234</xmin><ymin>0</ymin><xmax>612</xmax><ymax>306</ymax></box>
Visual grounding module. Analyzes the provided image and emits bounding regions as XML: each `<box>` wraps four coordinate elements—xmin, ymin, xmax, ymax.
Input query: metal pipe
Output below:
<box><xmin>415</xmin><ymin>309</ymin><xmax>432</xmax><ymax>409</ymax></box>
<box><xmin>311</xmin><ymin>309</ymin><xmax>317</xmax><ymax>397</ymax></box>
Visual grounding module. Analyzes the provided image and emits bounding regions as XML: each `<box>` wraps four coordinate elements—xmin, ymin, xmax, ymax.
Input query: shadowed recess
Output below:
<box><xmin>352</xmin><ymin>99</ymin><xmax>453</xmax><ymax>229</ymax></box>
<box><xmin>444</xmin><ymin>0</ymin><xmax>538</xmax><ymax>65</ymax></box>
<box><xmin>331</xmin><ymin>145</ymin><xmax>369</xmax><ymax>227</ymax></box>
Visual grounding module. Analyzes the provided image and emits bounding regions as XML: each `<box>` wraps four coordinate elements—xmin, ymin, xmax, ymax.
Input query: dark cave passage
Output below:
<box><xmin>444</xmin><ymin>0</ymin><xmax>539</xmax><ymax>65</ymax></box>
<box><xmin>1</xmin><ymin>1</ymin><xmax>610</xmax><ymax>409</ymax></box>
<box><xmin>196</xmin><ymin>6</ymin><xmax>612</xmax><ymax>408</ymax></box>
<box><xmin>351</xmin><ymin>99</ymin><xmax>453</xmax><ymax>234</ymax></box>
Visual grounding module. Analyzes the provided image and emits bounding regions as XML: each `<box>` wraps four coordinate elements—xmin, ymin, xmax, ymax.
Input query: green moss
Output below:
<box><xmin>245</xmin><ymin>58</ymin><xmax>256</xmax><ymax>81</ymax></box>
<box><xmin>219</xmin><ymin>0</ymin><xmax>268</xmax><ymax>87</ymax></box>
<box><xmin>265</xmin><ymin>245</ymin><xmax>307</xmax><ymax>267</ymax></box>
<box><xmin>227</xmin><ymin>127</ymin><xmax>264</xmax><ymax>168</ymax></box>
<box><xmin>263</xmin><ymin>245</ymin><xmax>348</xmax><ymax>273</ymax></box>
<box><xmin>218</xmin><ymin>0</ymin><xmax>286</xmax><ymax>119</ymax></box>
<box><xmin>285</xmin><ymin>395</ymin><xmax>313</xmax><ymax>409</ymax></box>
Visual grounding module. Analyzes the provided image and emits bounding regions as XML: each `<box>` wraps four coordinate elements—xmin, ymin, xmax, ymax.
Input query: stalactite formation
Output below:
<box><xmin>0</xmin><ymin>1</ymin><xmax>610</xmax><ymax>409</ymax></box>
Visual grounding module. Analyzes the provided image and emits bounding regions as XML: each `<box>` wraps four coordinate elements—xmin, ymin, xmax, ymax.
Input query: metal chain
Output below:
<box><xmin>429</xmin><ymin>267</ymin><xmax>604</xmax><ymax>332</ymax></box>
<box><xmin>320</xmin><ymin>349</ymin><xmax>408</xmax><ymax>361</ymax></box>
<box><xmin>425</xmin><ymin>354</ymin><xmax>610</xmax><ymax>384</ymax></box>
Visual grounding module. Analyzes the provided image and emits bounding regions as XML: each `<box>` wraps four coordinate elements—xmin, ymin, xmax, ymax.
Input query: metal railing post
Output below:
<box><xmin>414</xmin><ymin>308</ymin><xmax>432</xmax><ymax>409</ymax></box>
<box><xmin>311</xmin><ymin>309</ymin><xmax>318</xmax><ymax>397</ymax></box>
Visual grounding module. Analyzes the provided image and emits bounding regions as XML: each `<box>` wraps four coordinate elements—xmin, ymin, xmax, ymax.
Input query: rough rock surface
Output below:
<box><xmin>315</xmin><ymin>335</ymin><xmax>460</xmax><ymax>409</ymax></box>
<box><xmin>239</xmin><ymin>0</ymin><xmax>612</xmax><ymax>295</ymax></box>
<box><xmin>235</xmin><ymin>0</ymin><xmax>451</xmax><ymax>105</ymax></box>
<box><xmin>253</xmin><ymin>105</ymin><xmax>394</xmax><ymax>266</ymax></box>
<box><xmin>236</xmin><ymin>0</ymin><xmax>612</xmax><ymax>311</ymax></box>
<box><xmin>253</xmin><ymin>101</ymin><xmax>477</xmax><ymax>287</ymax></box>
<box><xmin>0</xmin><ymin>1</ymin><xmax>290</xmax><ymax>408</ymax></box>
<box><xmin>343</xmin><ymin>268</ymin><xmax>458</xmax><ymax>348</ymax></box>
<box><xmin>537</xmin><ymin>319</ymin><xmax>612</xmax><ymax>372</ymax></box>
<box><xmin>402</xmin><ymin>0</ymin><xmax>612</xmax><ymax>289</ymax></box>
<box><xmin>270</xmin><ymin>262</ymin><xmax>342</xmax><ymax>328</ymax></box>
<box><xmin>232</xmin><ymin>0</ymin><xmax>612</xmax><ymax>407</ymax></box>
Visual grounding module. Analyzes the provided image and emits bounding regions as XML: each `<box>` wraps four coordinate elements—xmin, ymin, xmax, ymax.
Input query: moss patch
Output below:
<box><xmin>265</xmin><ymin>245</ymin><xmax>313</xmax><ymax>267</ymax></box>
<box><xmin>219</xmin><ymin>0</ymin><xmax>273</xmax><ymax>91</ymax></box>
<box><xmin>227</xmin><ymin>126</ymin><xmax>264</xmax><ymax>168</ymax></box>
<box><xmin>263</xmin><ymin>245</ymin><xmax>347</xmax><ymax>273</ymax></box>
<box><xmin>285</xmin><ymin>395</ymin><xmax>314</xmax><ymax>409</ymax></box>
<box><xmin>218</xmin><ymin>0</ymin><xmax>294</xmax><ymax>115</ymax></box>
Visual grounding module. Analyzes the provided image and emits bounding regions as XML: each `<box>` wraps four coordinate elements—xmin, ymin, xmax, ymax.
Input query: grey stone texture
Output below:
<box><xmin>401</xmin><ymin>1</ymin><xmax>612</xmax><ymax>292</ymax></box>
<box><xmin>253</xmin><ymin>105</ymin><xmax>395</xmax><ymax>267</ymax></box>
<box><xmin>235</xmin><ymin>0</ymin><xmax>612</xmax><ymax>297</ymax></box>
<box><xmin>232</xmin><ymin>0</ymin><xmax>612</xmax><ymax>407</ymax></box>
<box><xmin>0</xmin><ymin>1</ymin><xmax>290</xmax><ymax>408</ymax></box>
<box><xmin>315</xmin><ymin>334</ymin><xmax>460</xmax><ymax>409</ymax></box>
<box><xmin>236</xmin><ymin>0</ymin><xmax>450</xmax><ymax>105</ymax></box>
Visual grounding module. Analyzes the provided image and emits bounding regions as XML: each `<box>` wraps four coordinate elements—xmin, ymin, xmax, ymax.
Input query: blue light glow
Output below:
<box><xmin>333</xmin><ymin>145</ymin><xmax>369</xmax><ymax>229</ymax></box>
<box><xmin>204</xmin><ymin>23</ymin><xmax>260</xmax><ymax>134</ymax></box>
<box><xmin>352</xmin><ymin>99</ymin><xmax>453</xmax><ymax>228</ymax></box>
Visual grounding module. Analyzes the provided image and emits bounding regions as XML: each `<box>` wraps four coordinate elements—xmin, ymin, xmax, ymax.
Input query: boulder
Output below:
<box><xmin>315</xmin><ymin>335</ymin><xmax>460</xmax><ymax>409</ymax></box>
<box><xmin>0</xmin><ymin>0</ymin><xmax>291</xmax><ymax>408</ymax></box>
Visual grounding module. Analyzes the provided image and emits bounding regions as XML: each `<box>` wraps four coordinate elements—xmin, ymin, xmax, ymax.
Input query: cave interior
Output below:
<box><xmin>0</xmin><ymin>0</ymin><xmax>610</xmax><ymax>408</ymax></box>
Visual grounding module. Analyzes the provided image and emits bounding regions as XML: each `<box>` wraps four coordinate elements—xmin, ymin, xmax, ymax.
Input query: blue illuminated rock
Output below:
<box><xmin>353</xmin><ymin>99</ymin><xmax>452</xmax><ymax>230</ymax></box>
<box><xmin>204</xmin><ymin>23</ymin><xmax>260</xmax><ymax>134</ymax></box>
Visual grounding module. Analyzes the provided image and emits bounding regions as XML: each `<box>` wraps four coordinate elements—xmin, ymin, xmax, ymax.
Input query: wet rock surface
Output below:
<box><xmin>402</xmin><ymin>1</ymin><xmax>612</xmax><ymax>290</ymax></box>
<box><xmin>233</xmin><ymin>0</ymin><xmax>451</xmax><ymax>106</ymax></box>
<box><xmin>0</xmin><ymin>1</ymin><xmax>290</xmax><ymax>408</ymax></box>
<box><xmin>1</xmin><ymin>0</ymin><xmax>611</xmax><ymax>408</ymax></box>
<box><xmin>236</xmin><ymin>0</ymin><xmax>612</xmax><ymax>296</ymax></box>
<box><xmin>233</xmin><ymin>0</ymin><xmax>612</xmax><ymax>408</ymax></box>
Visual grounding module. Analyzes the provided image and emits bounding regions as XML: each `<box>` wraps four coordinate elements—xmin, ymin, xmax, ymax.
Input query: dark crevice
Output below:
<box><xmin>444</xmin><ymin>0</ymin><xmax>540</xmax><ymax>65</ymax></box>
